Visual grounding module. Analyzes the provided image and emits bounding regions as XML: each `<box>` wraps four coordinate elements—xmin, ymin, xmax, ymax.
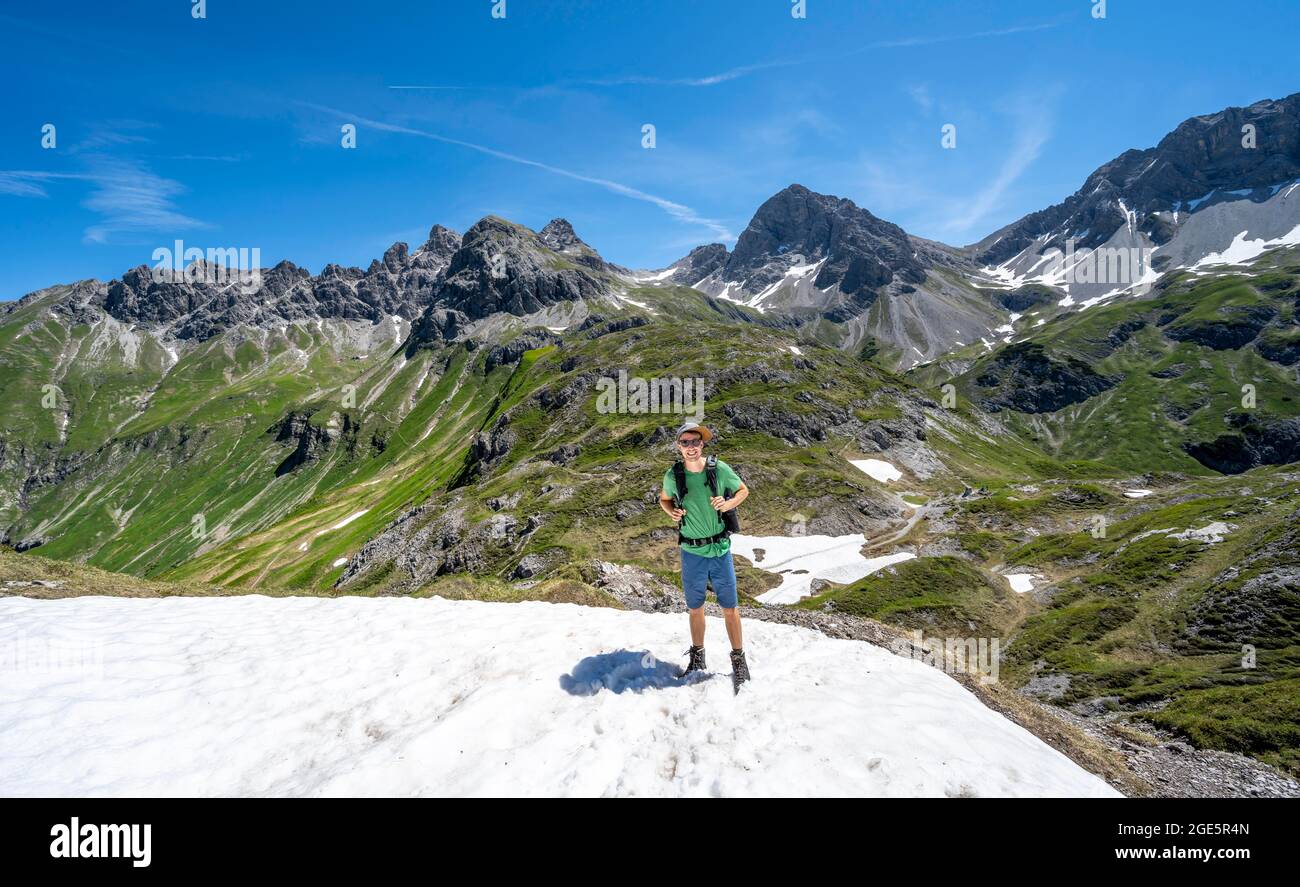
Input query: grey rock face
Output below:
<box><xmin>577</xmin><ymin>314</ymin><xmax>650</xmax><ymax>338</ymax></box>
<box><xmin>657</xmin><ymin>184</ymin><xmax>1000</xmax><ymax>369</ymax></box>
<box><xmin>1183</xmin><ymin>415</ymin><xmax>1300</xmax><ymax>474</ymax></box>
<box><xmin>975</xmin><ymin>92</ymin><xmax>1300</xmax><ymax>269</ymax></box>
<box><xmin>435</xmin><ymin>217</ymin><xmax>610</xmax><ymax>321</ymax></box>
<box><xmin>975</xmin><ymin>342</ymin><xmax>1122</xmax><ymax>413</ymax></box>
<box><xmin>537</xmin><ymin>218</ymin><xmax>622</xmax><ymax>273</ymax></box>
<box><xmin>482</xmin><ymin>329</ymin><xmax>563</xmax><ymax>373</ymax></box>
<box><xmin>1179</xmin><ymin>506</ymin><xmax>1300</xmax><ymax>646</ymax></box>
<box><xmin>336</xmin><ymin>494</ymin><xmax>545</xmax><ymax>592</ymax></box>
<box><xmin>406</xmin><ymin>307</ymin><xmax>469</xmax><ymax>353</ymax></box>
<box><xmin>1163</xmin><ymin>304</ymin><xmax>1277</xmax><ymax>350</ymax></box>
<box><xmin>84</xmin><ymin>225</ymin><xmax>467</xmax><ymax>343</ymax></box>
<box><xmin>581</xmin><ymin>560</ymin><xmax>680</xmax><ymax>612</ymax></box>
<box><xmin>725</xmin><ymin>184</ymin><xmax>927</xmax><ymax>301</ymax></box>
<box><xmin>666</xmin><ymin>243</ymin><xmax>729</xmax><ymax>286</ymax></box>
<box><xmin>271</xmin><ymin>411</ymin><xmax>358</xmax><ymax>476</ymax></box>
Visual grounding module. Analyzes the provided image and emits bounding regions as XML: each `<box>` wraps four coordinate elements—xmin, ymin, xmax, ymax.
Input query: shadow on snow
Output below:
<box><xmin>560</xmin><ymin>649</ymin><xmax>712</xmax><ymax>696</ymax></box>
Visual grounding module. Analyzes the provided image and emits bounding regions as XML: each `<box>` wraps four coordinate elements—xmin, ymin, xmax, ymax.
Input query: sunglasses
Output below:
<box><xmin>677</xmin><ymin>439</ymin><xmax>703</xmax><ymax>448</ymax></box>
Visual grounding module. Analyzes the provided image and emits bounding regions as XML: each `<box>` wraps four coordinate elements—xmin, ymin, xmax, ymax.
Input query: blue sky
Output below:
<box><xmin>2</xmin><ymin>0</ymin><xmax>1297</xmax><ymax>298</ymax></box>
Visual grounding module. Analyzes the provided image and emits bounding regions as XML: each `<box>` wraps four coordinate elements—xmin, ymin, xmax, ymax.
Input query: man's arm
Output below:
<box><xmin>659</xmin><ymin>478</ymin><xmax>684</xmax><ymax>520</ymax></box>
<box><xmin>712</xmin><ymin>481</ymin><xmax>748</xmax><ymax>512</ymax></box>
<box><xmin>659</xmin><ymin>491</ymin><xmax>685</xmax><ymax>519</ymax></box>
<box><xmin>712</xmin><ymin>464</ymin><xmax>749</xmax><ymax>512</ymax></box>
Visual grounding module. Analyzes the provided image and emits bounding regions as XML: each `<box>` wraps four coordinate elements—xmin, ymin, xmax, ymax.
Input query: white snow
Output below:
<box><xmin>1004</xmin><ymin>574</ymin><xmax>1036</xmax><ymax>594</ymax></box>
<box><xmin>788</xmin><ymin>345</ymin><xmax>802</xmax><ymax>356</ymax></box>
<box><xmin>616</xmin><ymin>294</ymin><xmax>656</xmax><ymax>313</ymax></box>
<box><xmin>331</xmin><ymin>557</ymin><xmax>349</xmax><ymax>568</ymax></box>
<box><xmin>730</xmin><ymin>533</ymin><xmax>916</xmax><ymax>605</ymax></box>
<box><xmin>330</xmin><ymin>510</ymin><xmax>368</xmax><ymax>530</ymax></box>
<box><xmin>1191</xmin><ymin>225</ymin><xmax>1300</xmax><ymax>270</ymax></box>
<box><xmin>313</xmin><ymin>510</ymin><xmax>369</xmax><ymax>539</ymax></box>
<box><xmin>0</xmin><ymin>596</ymin><xmax>1118</xmax><ymax>797</ymax></box>
<box><xmin>631</xmin><ymin>268</ymin><xmax>676</xmax><ymax>283</ymax></box>
<box><xmin>850</xmin><ymin>458</ymin><xmax>902</xmax><ymax>483</ymax></box>
<box><xmin>1123</xmin><ymin>489</ymin><xmax>1153</xmax><ymax>499</ymax></box>
<box><xmin>751</xmin><ymin>258</ymin><xmax>827</xmax><ymax>308</ymax></box>
<box><xmin>1117</xmin><ymin>198</ymin><xmax>1135</xmax><ymax>235</ymax></box>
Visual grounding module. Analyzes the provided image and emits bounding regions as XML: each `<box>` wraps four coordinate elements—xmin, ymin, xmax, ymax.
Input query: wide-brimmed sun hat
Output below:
<box><xmin>675</xmin><ymin>421</ymin><xmax>712</xmax><ymax>442</ymax></box>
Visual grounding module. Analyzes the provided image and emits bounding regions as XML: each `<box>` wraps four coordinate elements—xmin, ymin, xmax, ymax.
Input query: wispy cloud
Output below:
<box><xmin>0</xmin><ymin>159</ymin><xmax>206</xmax><ymax>244</ymax></box>
<box><xmin>299</xmin><ymin>102</ymin><xmax>735</xmax><ymax>241</ymax></box>
<box><xmin>906</xmin><ymin>84</ymin><xmax>934</xmax><ymax>113</ymax></box>
<box><xmin>941</xmin><ymin>93</ymin><xmax>1058</xmax><ymax>236</ymax></box>
<box><xmin>870</xmin><ymin>20</ymin><xmax>1062</xmax><ymax>49</ymax></box>
<box><xmin>80</xmin><ymin>156</ymin><xmax>207</xmax><ymax>244</ymax></box>
<box><xmin>71</xmin><ymin>127</ymin><xmax>154</xmax><ymax>154</ymax></box>
<box><xmin>853</xmin><ymin>87</ymin><xmax>1062</xmax><ymax>242</ymax></box>
<box><xmin>397</xmin><ymin>19</ymin><xmax>1063</xmax><ymax>91</ymax></box>
<box><xmin>0</xmin><ymin>171</ymin><xmax>86</xmax><ymax>198</ymax></box>
<box><xmin>563</xmin><ymin>57</ymin><xmax>800</xmax><ymax>88</ymax></box>
<box><xmin>152</xmin><ymin>154</ymin><xmax>244</xmax><ymax>162</ymax></box>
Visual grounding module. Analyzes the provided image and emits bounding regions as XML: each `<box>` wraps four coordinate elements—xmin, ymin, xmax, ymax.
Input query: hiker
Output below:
<box><xmin>659</xmin><ymin>421</ymin><xmax>752</xmax><ymax>691</ymax></box>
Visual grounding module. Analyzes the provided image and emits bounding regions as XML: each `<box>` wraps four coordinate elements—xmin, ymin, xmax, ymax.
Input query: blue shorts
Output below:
<box><xmin>680</xmin><ymin>548</ymin><xmax>738</xmax><ymax>609</ymax></box>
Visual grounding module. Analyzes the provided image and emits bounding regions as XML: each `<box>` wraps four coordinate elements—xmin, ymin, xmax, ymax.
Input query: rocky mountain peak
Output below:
<box><xmin>975</xmin><ymin>91</ymin><xmax>1300</xmax><ymax>269</ymax></box>
<box><xmin>421</xmin><ymin>224</ymin><xmax>462</xmax><ymax>260</ymax></box>
<box><xmin>667</xmin><ymin>243</ymin><xmax>729</xmax><ymax>286</ymax></box>
<box><xmin>727</xmin><ymin>184</ymin><xmax>926</xmax><ymax>292</ymax></box>
<box><xmin>538</xmin><ymin>218</ymin><xmax>581</xmax><ymax>251</ymax></box>
<box><xmin>381</xmin><ymin>242</ymin><xmax>410</xmax><ymax>273</ymax></box>
<box><xmin>430</xmin><ymin>215</ymin><xmax>610</xmax><ymax>323</ymax></box>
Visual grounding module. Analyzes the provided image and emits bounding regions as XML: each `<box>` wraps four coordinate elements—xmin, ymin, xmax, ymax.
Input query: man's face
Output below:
<box><xmin>677</xmin><ymin>434</ymin><xmax>703</xmax><ymax>454</ymax></box>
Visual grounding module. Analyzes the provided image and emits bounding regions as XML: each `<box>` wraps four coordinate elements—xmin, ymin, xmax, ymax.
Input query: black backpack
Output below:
<box><xmin>671</xmin><ymin>454</ymin><xmax>741</xmax><ymax>540</ymax></box>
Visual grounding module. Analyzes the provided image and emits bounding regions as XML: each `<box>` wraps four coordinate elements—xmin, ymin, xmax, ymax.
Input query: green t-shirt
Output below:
<box><xmin>662</xmin><ymin>459</ymin><xmax>744</xmax><ymax>557</ymax></box>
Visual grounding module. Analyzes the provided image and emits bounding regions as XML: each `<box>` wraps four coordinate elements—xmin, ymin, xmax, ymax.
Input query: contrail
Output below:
<box><xmin>389</xmin><ymin>19</ymin><xmax>1062</xmax><ymax>90</ymax></box>
<box><xmin>301</xmin><ymin>102</ymin><xmax>734</xmax><ymax>241</ymax></box>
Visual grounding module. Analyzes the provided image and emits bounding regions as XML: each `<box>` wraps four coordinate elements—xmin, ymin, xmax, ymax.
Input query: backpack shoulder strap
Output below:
<box><xmin>704</xmin><ymin>454</ymin><xmax>720</xmax><ymax>497</ymax></box>
<box><xmin>703</xmin><ymin>455</ymin><xmax>727</xmax><ymax>533</ymax></box>
<box><xmin>671</xmin><ymin>460</ymin><xmax>687</xmax><ymax>502</ymax></box>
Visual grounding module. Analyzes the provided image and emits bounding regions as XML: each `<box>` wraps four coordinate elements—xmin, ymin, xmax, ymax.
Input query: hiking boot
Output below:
<box><xmin>730</xmin><ymin>648</ymin><xmax>751</xmax><ymax>694</ymax></box>
<box><xmin>682</xmin><ymin>645</ymin><xmax>706</xmax><ymax>676</ymax></box>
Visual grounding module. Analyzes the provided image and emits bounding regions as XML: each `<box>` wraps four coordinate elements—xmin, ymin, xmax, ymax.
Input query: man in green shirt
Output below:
<box><xmin>659</xmin><ymin>421</ymin><xmax>752</xmax><ymax>690</ymax></box>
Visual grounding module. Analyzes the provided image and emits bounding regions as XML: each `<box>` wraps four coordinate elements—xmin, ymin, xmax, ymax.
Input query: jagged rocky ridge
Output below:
<box><xmin>973</xmin><ymin>92</ymin><xmax>1300</xmax><ymax>303</ymax></box>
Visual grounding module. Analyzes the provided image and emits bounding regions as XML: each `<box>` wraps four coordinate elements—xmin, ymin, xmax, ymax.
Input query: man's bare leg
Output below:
<box><xmin>723</xmin><ymin>607</ymin><xmax>743</xmax><ymax>651</ymax></box>
<box><xmin>689</xmin><ymin>606</ymin><xmax>705</xmax><ymax>646</ymax></box>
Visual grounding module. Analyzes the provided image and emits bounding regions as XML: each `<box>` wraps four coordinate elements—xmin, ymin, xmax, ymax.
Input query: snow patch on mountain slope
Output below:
<box><xmin>979</xmin><ymin>181</ymin><xmax>1300</xmax><ymax>304</ymax></box>
<box><xmin>850</xmin><ymin>458</ymin><xmax>903</xmax><ymax>483</ymax></box>
<box><xmin>629</xmin><ymin>268</ymin><xmax>676</xmax><ymax>283</ymax></box>
<box><xmin>0</xmin><ymin>595</ymin><xmax>1119</xmax><ymax>797</ymax></box>
<box><xmin>1004</xmin><ymin>574</ymin><xmax>1036</xmax><ymax>593</ymax></box>
<box><xmin>1190</xmin><ymin>224</ymin><xmax>1300</xmax><ymax>269</ymax></box>
<box><xmin>730</xmin><ymin>533</ymin><xmax>916</xmax><ymax>605</ymax></box>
